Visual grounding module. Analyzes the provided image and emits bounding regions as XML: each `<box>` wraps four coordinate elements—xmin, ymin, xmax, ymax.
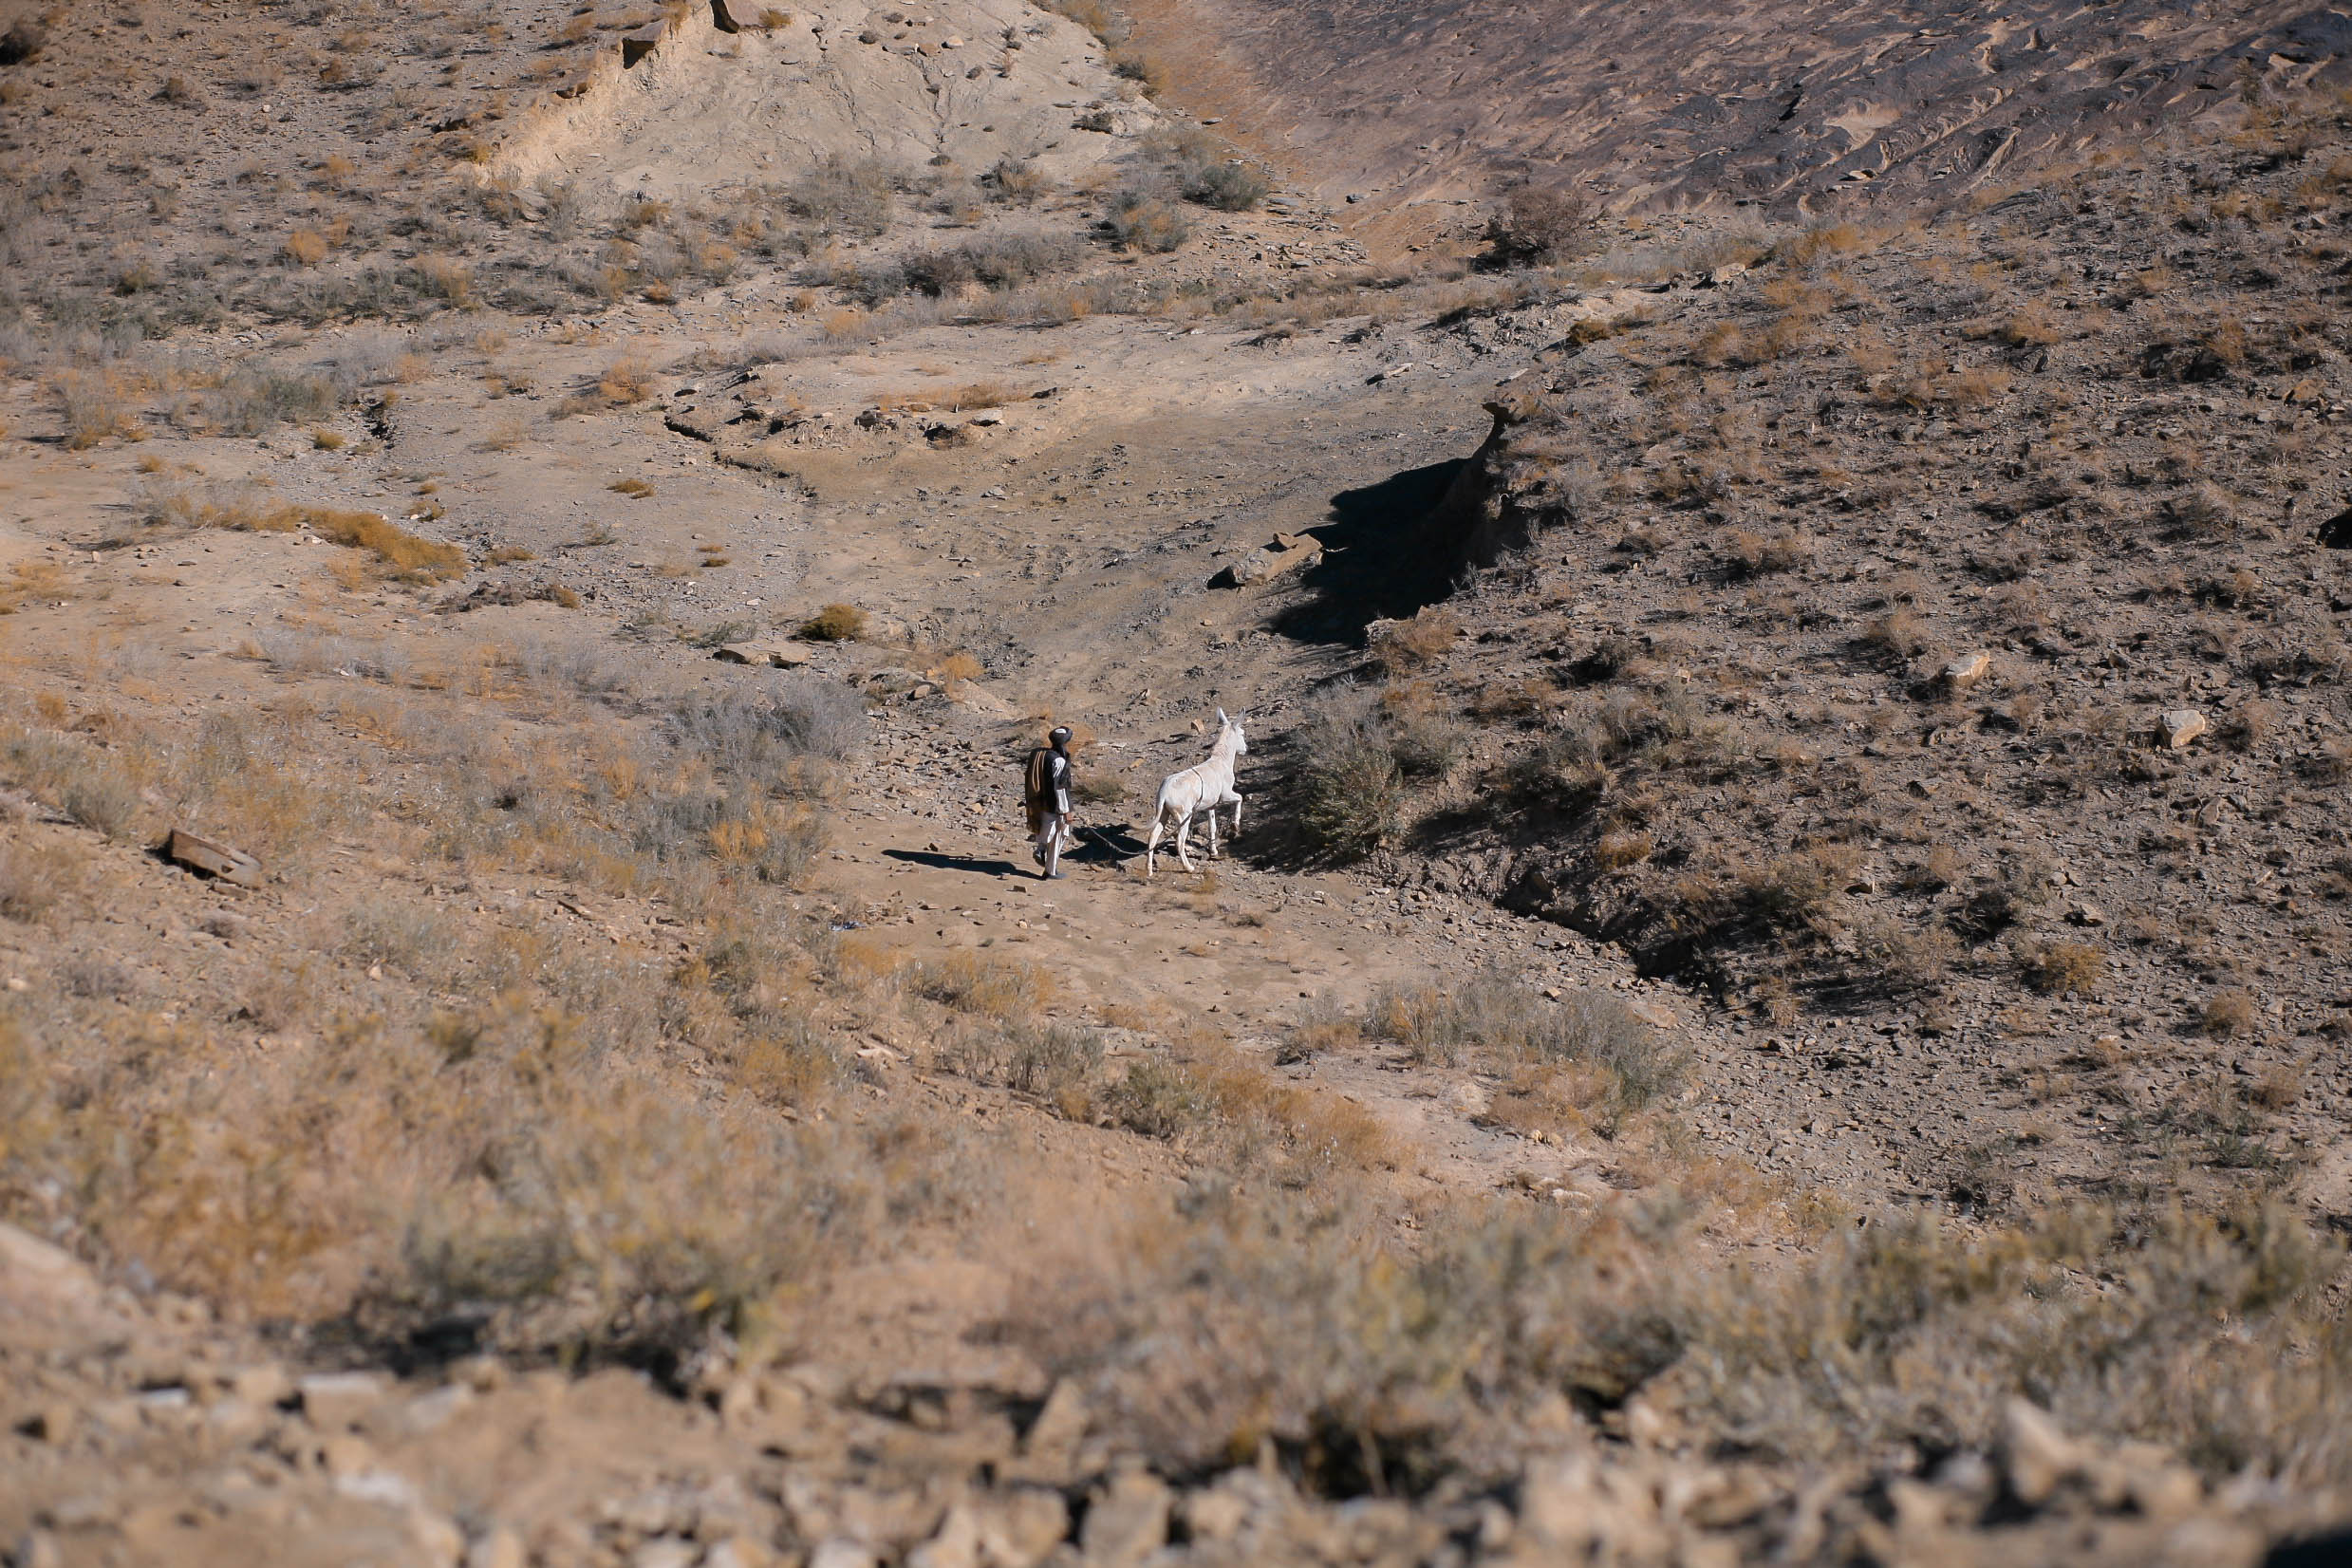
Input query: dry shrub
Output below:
<box><xmin>984</xmin><ymin>157</ymin><xmax>1053</xmax><ymax>205</ymax></box>
<box><xmin>943</xmin><ymin>381</ymin><xmax>1012</xmax><ymax>411</ymax></box>
<box><xmin>2203</xmin><ymin>989</ymin><xmax>2261</xmax><ymax>1038</ymax></box>
<box><xmin>1725</xmin><ymin>526</ymin><xmax>1812</xmax><ymax>578</ymax></box>
<box><xmin>940</xmin><ymin>1019</ymin><xmax>1105</xmax><ymax>1117</ymax></box>
<box><xmin>1781</xmin><ymin>221</ymin><xmax>1876</xmax><ymax>269</ymax></box>
<box><xmin>1101</xmin><ymin>1036</ymin><xmax>1393</xmax><ymax>1178</ymax></box>
<box><xmin>2250</xmin><ymin>1058</ymin><xmax>2307</xmax><ymax>1111</ymax></box>
<box><xmin>284</xmin><ymin>228</ymin><xmax>329</xmax><ymax>266</ymax></box>
<box><xmin>0</xmin><ymin>835</ymin><xmax>82</xmax><ymax>923</ymax></box>
<box><xmin>413</xmin><ymin>253</ymin><xmax>473</xmax><ymax>305</ymax></box>
<box><xmin>157</xmin><ymin>491</ymin><xmax>465</xmax><ymax>581</ymax></box>
<box><xmin>1482</xmin><ymin>185</ymin><xmax>1587</xmax><ymax>267</ymax></box>
<box><xmin>3</xmin><ymin>724</ymin><xmax>143</xmax><ymax>841</ymax></box>
<box><xmin>1005</xmin><ymin>1192</ymin><xmax>2345</xmax><ymax>1491</ymax></box>
<box><xmin>273</xmin><ymin>506</ymin><xmax>469</xmax><ymax>583</ymax></box>
<box><xmin>608</xmin><ymin>476</ymin><xmax>655</xmax><ymax>497</ymax></box>
<box><xmin>598</xmin><ymin>357</ymin><xmax>657</xmax><ymax>404</ymax></box>
<box><xmin>0</xmin><ymin>561</ymin><xmax>74</xmax><ymax>615</ymax></box>
<box><xmin>1992</xmin><ymin>304</ymin><xmax>2064</xmax><ymax>347</ymax></box>
<box><xmin>1594</xmin><ymin>829</ymin><xmax>1655</xmax><ymax>870</ymax></box>
<box><xmin>1480</xmin><ymin>1058</ymin><xmax>1613</xmax><ymax>1142</ymax></box>
<box><xmin>1863</xmin><ymin>607</ymin><xmax>1929</xmax><ymax>658</ymax></box>
<box><xmin>798</xmin><ymin>603</ymin><xmax>867</xmax><ymax>642</ymax></box>
<box><xmin>1293</xmin><ymin>691</ymin><xmax>1406</xmax><ymax>860</ymax></box>
<box><xmin>53</xmin><ymin>369</ymin><xmax>147</xmax><ymax>449</ymax></box>
<box><xmin>311</xmin><ymin>428</ymin><xmax>345</xmax><ymax>450</ymax></box>
<box><xmin>1104</xmin><ymin>188</ymin><xmax>1189</xmax><ymax>253</ymax></box>
<box><xmin>1367</xmin><ymin>607</ymin><xmax>1460</xmax><ymax>672</ymax></box>
<box><xmin>1873</xmin><ymin>364</ymin><xmax>2012</xmax><ymax>410</ymax></box>
<box><xmin>1109</xmin><ymin>47</ymin><xmax>1165</xmax><ymax>92</ymax></box>
<box><xmin>2025</xmin><ymin>939</ymin><xmax>2107</xmax><ymax>998</ymax></box>
<box><xmin>905</xmin><ymin>950</ymin><xmax>1053</xmax><ymax>1021</ymax></box>
<box><xmin>933</xmin><ymin>650</ymin><xmax>984</xmax><ymax>690</ymax></box>
<box><xmin>1469</xmin><ymin>677</ymin><xmax>1558</xmax><ymax>720</ymax></box>
<box><xmin>1279</xmin><ymin>995</ymin><xmax>1364</xmax><ymax>1063</ymax></box>
<box><xmin>2221</xmin><ymin>699</ymin><xmax>2278</xmax><ymax>751</ymax></box>
<box><xmin>1371</xmin><ymin>973</ymin><xmax>1683</xmax><ymax>1112</ymax></box>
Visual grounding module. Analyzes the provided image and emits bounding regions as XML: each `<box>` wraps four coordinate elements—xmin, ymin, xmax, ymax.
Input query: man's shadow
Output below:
<box><xmin>882</xmin><ymin>822</ymin><xmax>1148</xmax><ymax>880</ymax></box>
<box><xmin>884</xmin><ymin>849</ymin><xmax>1025</xmax><ymax>877</ymax></box>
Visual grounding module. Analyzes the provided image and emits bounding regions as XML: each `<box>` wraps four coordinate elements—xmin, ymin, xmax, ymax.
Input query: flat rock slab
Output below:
<box><xmin>2158</xmin><ymin>709</ymin><xmax>2208</xmax><ymax>749</ymax></box>
<box><xmin>1222</xmin><ymin>532</ymin><xmax>1322</xmax><ymax>588</ymax></box>
<box><xmin>165</xmin><ymin>828</ymin><xmax>263</xmax><ymax>887</ymax></box>
<box><xmin>714</xmin><ymin>642</ymin><xmax>814</xmax><ymax>668</ymax></box>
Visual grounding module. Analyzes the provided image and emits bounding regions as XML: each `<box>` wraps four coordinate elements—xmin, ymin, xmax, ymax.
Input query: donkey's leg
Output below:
<box><xmin>1175</xmin><ymin>810</ymin><xmax>1197</xmax><ymax>872</ymax></box>
<box><xmin>1145</xmin><ymin>812</ymin><xmax>1163</xmax><ymax>876</ymax></box>
<box><xmin>1205</xmin><ymin>802</ymin><xmax>1220</xmax><ymax>860</ymax></box>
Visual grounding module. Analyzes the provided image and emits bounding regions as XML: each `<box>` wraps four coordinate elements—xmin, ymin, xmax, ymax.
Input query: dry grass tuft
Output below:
<box><xmin>798</xmin><ymin>603</ymin><xmax>868</xmax><ymax>642</ymax></box>
<box><xmin>53</xmin><ymin>369</ymin><xmax>148</xmax><ymax>449</ymax></box>
<box><xmin>598</xmin><ymin>357</ymin><xmax>658</xmax><ymax>404</ymax></box>
<box><xmin>2202</xmin><ymin>989</ymin><xmax>2261</xmax><ymax>1039</ymax></box>
<box><xmin>1367</xmin><ymin>607</ymin><xmax>1461</xmax><ymax>672</ymax></box>
<box><xmin>2025</xmin><ymin>940</ymin><xmax>2107</xmax><ymax>998</ymax></box>
<box><xmin>284</xmin><ymin>227</ymin><xmax>329</xmax><ymax>266</ymax></box>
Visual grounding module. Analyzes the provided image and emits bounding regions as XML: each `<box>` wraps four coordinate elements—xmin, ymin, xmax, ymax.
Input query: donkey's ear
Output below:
<box><xmin>1216</xmin><ymin>707</ymin><xmax>1229</xmax><ymax>725</ymax></box>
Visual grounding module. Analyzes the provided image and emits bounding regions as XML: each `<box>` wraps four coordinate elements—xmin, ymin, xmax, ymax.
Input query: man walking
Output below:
<box><xmin>1024</xmin><ymin>725</ymin><xmax>1076</xmax><ymax>879</ymax></box>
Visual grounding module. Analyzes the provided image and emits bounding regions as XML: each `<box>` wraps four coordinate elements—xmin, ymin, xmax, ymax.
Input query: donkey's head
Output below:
<box><xmin>1217</xmin><ymin>707</ymin><xmax>1247</xmax><ymax>757</ymax></box>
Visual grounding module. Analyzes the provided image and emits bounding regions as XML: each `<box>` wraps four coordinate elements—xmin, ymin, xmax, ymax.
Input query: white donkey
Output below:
<box><xmin>1145</xmin><ymin>709</ymin><xmax>1247</xmax><ymax>876</ymax></box>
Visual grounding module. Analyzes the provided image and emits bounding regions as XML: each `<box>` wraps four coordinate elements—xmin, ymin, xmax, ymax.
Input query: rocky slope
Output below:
<box><xmin>1125</xmin><ymin>0</ymin><xmax>2352</xmax><ymax>231</ymax></box>
<box><xmin>4</xmin><ymin>0</ymin><xmax>2352</xmax><ymax>1563</ymax></box>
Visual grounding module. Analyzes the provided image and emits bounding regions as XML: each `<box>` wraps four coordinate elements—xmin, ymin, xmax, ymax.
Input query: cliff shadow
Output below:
<box><xmin>1264</xmin><ymin>456</ymin><xmax>1473</xmax><ymax>646</ymax></box>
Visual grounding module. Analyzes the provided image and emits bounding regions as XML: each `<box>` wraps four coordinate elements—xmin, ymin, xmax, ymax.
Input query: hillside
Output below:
<box><xmin>3</xmin><ymin>0</ymin><xmax>2351</xmax><ymax>1564</ymax></box>
<box><xmin>1123</xmin><ymin>0</ymin><xmax>2352</xmax><ymax>237</ymax></box>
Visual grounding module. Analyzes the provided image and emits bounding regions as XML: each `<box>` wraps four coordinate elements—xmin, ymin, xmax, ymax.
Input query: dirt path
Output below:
<box><xmin>806</xmin><ymin>687</ymin><xmax>1728</xmax><ymax>1207</ymax></box>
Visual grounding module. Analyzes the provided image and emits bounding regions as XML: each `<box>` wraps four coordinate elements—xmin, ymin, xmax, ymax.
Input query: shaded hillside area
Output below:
<box><xmin>1127</xmin><ymin>0</ymin><xmax>2352</xmax><ymax>220</ymax></box>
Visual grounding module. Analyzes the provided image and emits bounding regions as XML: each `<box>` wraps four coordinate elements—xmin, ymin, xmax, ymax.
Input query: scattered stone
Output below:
<box><xmin>2157</xmin><ymin>708</ymin><xmax>2208</xmax><ymax>750</ymax></box>
<box><xmin>1518</xmin><ymin>1454</ymin><xmax>1669</xmax><ymax>1559</ymax></box>
<box><xmin>231</xmin><ymin>1363</ymin><xmax>294</xmax><ymax>1408</ymax></box>
<box><xmin>808</xmin><ymin>1539</ymin><xmax>879</xmax><ymax>1568</ymax></box>
<box><xmin>2001</xmin><ymin>1398</ymin><xmax>2084</xmax><ymax>1505</ymax></box>
<box><xmin>2112</xmin><ymin>1442</ymin><xmax>2204</xmax><ymax>1521</ymax></box>
<box><xmin>299</xmin><ymin>1371</ymin><xmax>391</xmax><ymax>1431</ymax></box>
<box><xmin>20</xmin><ymin>1403</ymin><xmax>75</xmax><ymax>1446</ymax></box>
<box><xmin>630</xmin><ymin>1539</ymin><xmax>698</xmax><ymax>1568</ymax></box>
<box><xmin>1079</xmin><ymin>1468</ymin><xmax>1169</xmax><ymax>1568</ymax></box>
<box><xmin>404</xmin><ymin>1382</ymin><xmax>473</xmax><ymax>1433</ymax></box>
<box><xmin>974</xmin><ymin>1490</ymin><xmax>1070</xmax><ymax>1568</ymax></box>
<box><xmin>464</xmin><ymin>1527</ymin><xmax>526</xmax><ymax>1568</ymax></box>
<box><xmin>322</xmin><ymin>1432</ymin><xmax>379</xmax><ymax>1479</ymax></box>
<box><xmin>2067</xmin><ymin>901</ymin><xmax>2108</xmax><ymax>927</ymax></box>
<box><xmin>1222</xmin><ymin>532</ymin><xmax>1322</xmax><ymax>588</ymax></box>
<box><xmin>1943</xmin><ymin>651</ymin><xmax>1993</xmax><ymax>689</ymax></box>
<box><xmin>713</xmin><ymin>641</ymin><xmax>814</xmax><ymax>668</ymax></box>
<box><xmin>905</xmin><ymin>1504</ymin><xmax>979</xmax><ymax>1568</ymax></box>
<box><xmin>1020</xmin><ymin>1380</ymin><xmax>1088</xmax><ymax>1465</ymax></box>
<box><xmin>621</xmin><ymin>18</ymin><xmax>667</xmax><ymax>66</ymax></box>
<box><xmin>165</xmin><ymin>828</ymin><xmax>264</xmax><ymax>887</ymax></box>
